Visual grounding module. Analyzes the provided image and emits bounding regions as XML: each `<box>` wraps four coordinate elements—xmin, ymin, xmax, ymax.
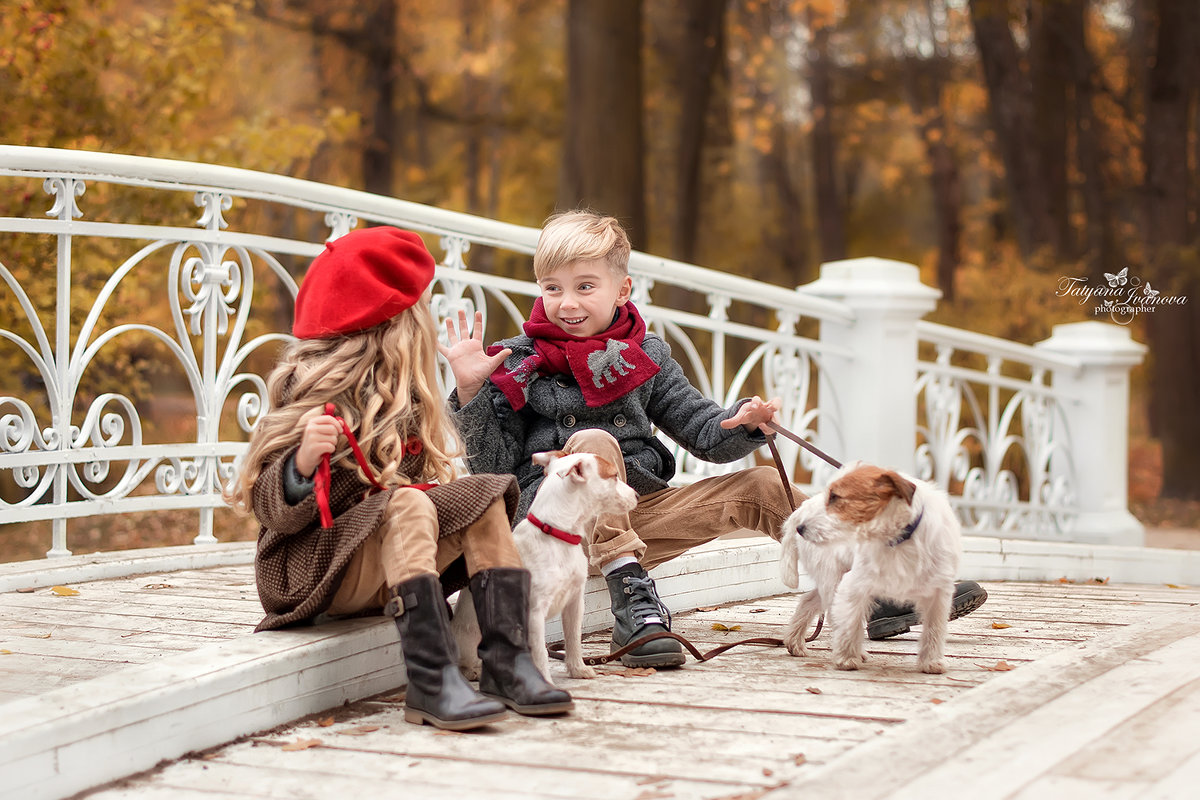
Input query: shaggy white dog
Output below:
<box><xmin>779</xmin><ymin>462</ymin><xmax>960</xmax><ymax>674</ymax></box>
<box><xmin>454</xmin><ymin>451</ymin><xmax>637</xmax><ymax>681</ymax></box>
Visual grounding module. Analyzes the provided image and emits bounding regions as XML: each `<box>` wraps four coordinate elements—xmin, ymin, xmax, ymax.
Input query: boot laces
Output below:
<box><xmin>623</xmin><ymin>574</ymin><xmax>672</xmax><ymax>629</ymax></box>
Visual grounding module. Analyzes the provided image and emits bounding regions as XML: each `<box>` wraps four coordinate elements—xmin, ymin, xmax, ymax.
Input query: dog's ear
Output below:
<box><xmin>531</xmin><ymin>450</ymin><xmax>569</xmax><ymax>473</ymax></box>
<box><xmin>566</xmin><ymin>458</ymin><xmax>589</xmax><ymax>483</ymax></box>
<box><xmin>877</xmin><ymin>471</ymin><xmax>917</xmax><ymax>506</ymax></box>
<box><xmin>592</xmin><ymin>455</ymin><xmax>619</xmax><ymax>480</ymax></box>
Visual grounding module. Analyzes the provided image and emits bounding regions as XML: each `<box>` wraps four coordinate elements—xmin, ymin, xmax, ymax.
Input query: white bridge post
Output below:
<box><xmin>798</xmin><ymin>258</ymin><xmax>940</xmax><ymax>472</ymax></box>
<box><xmin>1036</xmin><ymin>321</ymin><xmax>1147</xmax><ymax>546</ymax></box>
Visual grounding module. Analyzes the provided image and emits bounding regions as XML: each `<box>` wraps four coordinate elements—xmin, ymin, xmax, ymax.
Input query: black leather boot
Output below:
<box><xmin>867</xmin><ymin>580</ymin><xmax>990</xmax><ymax>640</ymax></box>
<box><xmin>471</xmin><ymin>568</ymin><xmax>574</xmax><ymax>716</ymax></box>
<box><xmin>605</xmin><ymin>563</ymin><xmax>685</xmax><ymax>668</ymax></box>
<box><xmin>389</xmin><ymin>574</ymin><xmax>507</xmax><ymax>730</ymax></box>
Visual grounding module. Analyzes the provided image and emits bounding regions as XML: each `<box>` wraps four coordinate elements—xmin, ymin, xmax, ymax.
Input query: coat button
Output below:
<box><xmin>562</xmin><ymin>414</ymin><xmax>576</xmax><ymax>428</ymax></box>
<box><xmin>613</xmin><ymin>414</ymin><xmax>627</xmax><ymax>427</ymax></box>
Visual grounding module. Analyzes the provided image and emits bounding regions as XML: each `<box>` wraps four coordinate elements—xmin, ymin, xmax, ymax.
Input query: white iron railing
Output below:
<box><xmin>0</xmin><ymin>146</ymin><xmax>1146</xmax><ymax>559</ymax></box>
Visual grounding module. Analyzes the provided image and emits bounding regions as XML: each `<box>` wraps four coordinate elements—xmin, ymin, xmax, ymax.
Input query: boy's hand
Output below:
<box><xmin>295</xmin><ymin>412</ymin><xmax>342</xmax><ymax>478</ymax></box>
<box><xmin>436</xmin><ymin>309</ymin><xmax>512</xmax><ymax>404</ymax></box>
<box><xmin>720</xmin><ymin>395</ymin><xmax>782</xmax><ymax>434</ymax></box>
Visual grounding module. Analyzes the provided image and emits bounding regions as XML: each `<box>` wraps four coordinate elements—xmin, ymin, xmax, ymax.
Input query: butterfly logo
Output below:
<box><xmin>1104</xmin><ymin>267</ymin><xmax>1129</xmax><ymax>287</ymax></box>
<box><xmin>1143</xmin><ymin>282</ymin><xmax>1161</xmax><ymax>298</ymax></box>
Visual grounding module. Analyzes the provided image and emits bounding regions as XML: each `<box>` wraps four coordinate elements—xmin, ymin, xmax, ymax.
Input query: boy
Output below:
<box><xmin>442</xmin><ymin>211</ymin><xmax>986</xmax><ymax>667</ymax></box>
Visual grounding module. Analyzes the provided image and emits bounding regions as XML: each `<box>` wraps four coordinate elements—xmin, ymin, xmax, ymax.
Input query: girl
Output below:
<box><xmin>226</xmin><ymin>226</ymin><xmax>570</xmax><ymax>731</ymax></box>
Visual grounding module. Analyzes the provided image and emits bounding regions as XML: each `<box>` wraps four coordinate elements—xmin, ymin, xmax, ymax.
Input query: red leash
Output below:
<box><xmin>313</xmin><ymin>402</ymin><xmax>393</xmax><ymax>528</ymax></box>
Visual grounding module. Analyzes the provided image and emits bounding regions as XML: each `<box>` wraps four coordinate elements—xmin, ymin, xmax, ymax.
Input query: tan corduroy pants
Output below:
<box><xmin>326</xmin><ymin>489</ymin><xmax>520</xmax><ymax>616</ymax></box>
<box><xmin>563</xmin><ymin>428</ymin><xmax>802</xmax><ymax>570</ymax></box>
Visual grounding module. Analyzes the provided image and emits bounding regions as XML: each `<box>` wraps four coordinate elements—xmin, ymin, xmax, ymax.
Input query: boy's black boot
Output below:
<box><xmin>471</xmin><ymin>568</ymin><xmax>574</xmax><ymax>715</ymax></box>
<box><xmin>388</xmin><ymin>574</ymin><xmax>507</xmax><ymax>730</ymax></box>
<box><xmin>605</xmin><ymin>562</ymin><xmax>685</xmax><ymax>668</ymax></box>
<box><xmin>866</xmin><ymin>580</ymin><xmax>990</xmax><ymax>640</ymax></box>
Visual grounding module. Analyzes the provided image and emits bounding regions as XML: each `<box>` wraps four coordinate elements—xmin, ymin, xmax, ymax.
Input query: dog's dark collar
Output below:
<box><xmin>526</xmin><ymin>512</ymin><xmax>582</xmax><ymax>546</ymax></box>
<box><xmin>888</xmin><ymin>507</ymin><xmax>924</xmax><ymax>547</ymax></box>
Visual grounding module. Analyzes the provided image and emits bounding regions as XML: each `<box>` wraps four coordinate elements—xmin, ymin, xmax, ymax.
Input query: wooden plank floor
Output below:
<box><xmin>0</xmin><ymin>565</ymin><xmax>261</xmax><ymax>703</ymax></box>
<box><xmin>59</xmin><ymin>578</ymin><xmax>1200</xmax><ymax>800</ymax></box>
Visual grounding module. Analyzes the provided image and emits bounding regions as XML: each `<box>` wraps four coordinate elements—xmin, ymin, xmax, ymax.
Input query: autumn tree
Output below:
<box><xmin>1141</xmin><ymin>0</ymin><xmax>1200</xmax><ymax>499</ymax></box>
<box><xmin>560</xmin><ymin>0</ymin><xmax>647</xmax><ymax>248</ymax></box>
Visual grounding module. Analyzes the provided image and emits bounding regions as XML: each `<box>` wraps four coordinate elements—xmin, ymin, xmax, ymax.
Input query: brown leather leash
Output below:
<box><xmin>548</xmin><ymin>421</ymin><xmax>840</xmax><ymax>667</ymax></box>
<box><xmin>549</xmin><ymin>630</ymin><xmax>787</xmax><ymax>666</ymax></box>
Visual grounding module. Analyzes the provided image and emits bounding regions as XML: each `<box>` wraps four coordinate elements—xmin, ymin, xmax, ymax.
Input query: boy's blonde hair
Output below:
<box><xmin>533</xmin><ymin>210</ymin><xmax>631</xmax><ymax>280</ymax></box>
<box><xmin>225</xmin><ymin>305</ymin><xmax>461</xmax><ymax>517</ymax></box>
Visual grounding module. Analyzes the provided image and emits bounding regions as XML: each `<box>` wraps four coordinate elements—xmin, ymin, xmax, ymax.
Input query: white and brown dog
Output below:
<box><xmin>454</xmin><ymin>451</ymin><xmax>638</xmax><ymax>681</ymax></box>
<box><xmin>779</xmin><ymin>462</ymin><xmax>960</xmax><ymax>674</ymax></box>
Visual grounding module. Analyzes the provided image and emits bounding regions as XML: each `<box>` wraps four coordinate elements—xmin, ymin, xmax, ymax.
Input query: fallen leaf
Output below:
<box><xmin>0</xmin><ymin>649</ymin><xmax>12</xmax><ymax>655</ymax></box>
<box><xmin>1166</xmin><ymin>583</ymin><xmax>1187</xmax><ymax>589</ymax></box>
<box><xmin>316</xmin><ymin>717</ymin><xmax>335</xmax><ymax>727</ymax></box>
<box><xmin>636</xmin><ymin>776</ymin><xmax>671</xmax><ymax>786</ymax></box>
<box><xmin>977</xmin><ymin>660</ymin><xmax>1015</xmax><ymax>672</ymax></box>
<box><xmin>931</xmin><ymin>698</ymin><xmax>944</xmax><ymax>704</ymax></box>
<box><xmin>24</xmin><ymin>633</ymin><xmax>51</xmax><ymax>639</ymax></box>
<box><xmin>50</xmin><ymin>585</ymin><xmax>79</xmax><ymax>596</ymax></box>
<box><xmin>712</xmin><ymin>623</ymin><xmax>742</xmax><ymax>632</ymax></box>
<box><xmin>280</xmin><ymin>738</ymin><xmax>322</xmax><ymax>751</ymax></box>
<box><xmin>1057</xmin><ymin>577</ymin><xmax>1072</xmax><ymax>584</ymax></box>
<box><xmin>621</xmin><ymin>667</ymin><xmax>657</xmax><ymax>677</ymax></box>
<box><xmin>337</xmin><ymin>725</ymin><xmax>381</xmax><ymax>736</ymax></box>
<box><xmin>16</xmin><ymin>587</ymin><xmax>35</xmax><ymax>593</ymax></box>
<box><xmin>434</xmin><ymin>729</ymin><xmax>464</xmax><ymax>736</ymax></box>
<box><xmin>697</xmin><ymin>606</ymin><xmax>719</xmax><ymax>612</ymax></box>
<box><xmin>794</xmin><ymin>753</ymin><xmax>807</xmax><ymax>766</ymax></box>
<box><xmin>142</xmin><ymin>583</ymin><xmax>174</xmax><ymax>590</ymax></box>
<box><xmin>635</xmin><ymin>791</ymin><xmax>674</xmax><ymax>800</ymax></box>
<box><xmin>991</xmin><ymin>622</ymin><xmax>1012</xmax><ymax>629</ymax></box>
<box><xmin>377</xmin><ymin>694</ymin><xmax>405</xmax><ymax>703</ymax></box>
<box><xmin>805</xmin><ymin>686</ymin><xmax>822</xmax><ymax>695</ymax></box>
<box><xmin>1088</xmin><ymin>577</ymin><xmax>1109</xmax><ymax>585</ymax></box>
<box><xmin>762</xmin><ymin>768</ymin><xmax>774</xmax><ymax>777</ymax></box>
<box><xmin>749</xmin><ymin>608</ymin><xmax>768</xmax><ymax>613</ymax></box>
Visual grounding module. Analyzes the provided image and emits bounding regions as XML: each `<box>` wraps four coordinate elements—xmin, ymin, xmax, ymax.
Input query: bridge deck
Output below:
<box><xmin>3</xmin><ymin>553</ymin><xmax>1197</xmax><ymax>800</ymax></box>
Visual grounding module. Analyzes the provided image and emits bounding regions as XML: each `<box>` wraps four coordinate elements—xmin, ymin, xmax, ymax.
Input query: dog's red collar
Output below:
<box><xmin>526</xmin><ymin>512</ymin><xmax>582</xmax><ymax>546</ymax></box>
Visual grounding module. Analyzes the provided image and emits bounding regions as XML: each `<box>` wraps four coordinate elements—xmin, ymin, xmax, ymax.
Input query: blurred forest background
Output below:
<box><xmin>2</xmin><ymin>0</ymin><xmax>1198</xmax><ymax>558</ymax></box>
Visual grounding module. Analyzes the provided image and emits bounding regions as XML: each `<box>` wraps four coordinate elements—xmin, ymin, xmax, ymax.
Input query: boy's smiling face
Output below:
<box><xmin>538</xmin><ymin>259</ymin><xmax>633</xmax><ymax>338</ymax></box>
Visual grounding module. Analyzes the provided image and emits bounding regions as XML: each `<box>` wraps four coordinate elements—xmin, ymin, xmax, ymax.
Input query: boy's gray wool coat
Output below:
<box><xmin>452</xmin><ymin>331</ymin><xmax>766</xmax><ymax>519</ymax></box>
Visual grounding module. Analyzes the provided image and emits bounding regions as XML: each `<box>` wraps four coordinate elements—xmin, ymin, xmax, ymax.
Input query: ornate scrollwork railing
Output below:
<box><xmin>915</xmin><ymin>322</ymin><xmax>1080</xmax><ymax>534</ymax></box>
<box><xmin>0</xmin><ymin>147</ymin><xmax>846</xmax><ymax>558</ymax></box>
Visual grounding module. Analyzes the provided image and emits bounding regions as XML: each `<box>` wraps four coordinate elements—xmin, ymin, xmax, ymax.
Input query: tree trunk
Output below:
<box><xmin>808</xmin><ymin>11</ymin><xmax>845</xmax><ymax>264</ymax></box>
<box><xmin>671</xmin><ymin>0</ymin><xmax>726</xmax><ymax>264</ymax></box>
<box><xmin>1063</xmin><ymin>0</ymin><xmax>1121</xmax><ymax>281</ymax></box>
<box><xmin>561</xmin><ymin>0</ymin><xmax>647</xmax><ymax>249</ymax></box>
<box><xmin>901</xmin><ymin>51</ymin><xmax>961</xmax><ymax>301</ymax></box>
<box><xmin>361</xmin><ymin>0</ymin><xmax>397</xmax><ymax>197</ymax></box>
<box><xmin>1142</xmin><ymin>0</ymin><xmax>1200</xmax><ymax>499</ymax></box>
<box><xmin>1029</xmin><ymin>0</ymin><xmax>1073</xmax><ymax>257</ymax></box>
<box><xmin>967</xmin><ymin>0</ymin><xmax>1055</xmax><ymax>259</ymax></box>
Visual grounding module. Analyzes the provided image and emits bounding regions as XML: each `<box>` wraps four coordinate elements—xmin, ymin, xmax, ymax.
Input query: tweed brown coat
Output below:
<box><xmin>252</xmin><ymin>447</ymin><xmax>518</xmax><ymax>631</ymax></box>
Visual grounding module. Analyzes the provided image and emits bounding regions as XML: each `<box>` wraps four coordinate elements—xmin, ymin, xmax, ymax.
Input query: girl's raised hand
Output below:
<box><xmin>295</xmin><ymin>412</ymin><xmax>343</xmax><ymax>478</ymax></box>
<box><xmin>436</xmin><ymin>309</ymin><xmax>512</xmax><ymax>404</ymax></box>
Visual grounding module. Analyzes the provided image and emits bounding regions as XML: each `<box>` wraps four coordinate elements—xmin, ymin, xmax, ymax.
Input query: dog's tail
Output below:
<box><xmin>779</xmin><ymin>533</ymin><xmax>801</xmax><ymax>589</ymax></box>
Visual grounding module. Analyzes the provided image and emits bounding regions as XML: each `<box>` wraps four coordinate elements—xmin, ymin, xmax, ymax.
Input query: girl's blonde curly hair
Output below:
<box><xmin>225</xmin><ymin>304</ymin><xmax>460</xmax><ymax>517</ymax></box>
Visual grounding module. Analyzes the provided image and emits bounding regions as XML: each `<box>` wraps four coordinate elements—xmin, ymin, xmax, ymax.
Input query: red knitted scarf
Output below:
<box><xmin>488</xmin><ymin>299</ymin><xmax>659</xmax><ymax>410</ymax></box>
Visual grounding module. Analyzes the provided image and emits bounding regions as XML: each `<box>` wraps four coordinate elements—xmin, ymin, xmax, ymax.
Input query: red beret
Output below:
<box><xmin>293</xmin><ymin>227</ymin><xmax>436</xmax><ymax>339</ymax></box>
